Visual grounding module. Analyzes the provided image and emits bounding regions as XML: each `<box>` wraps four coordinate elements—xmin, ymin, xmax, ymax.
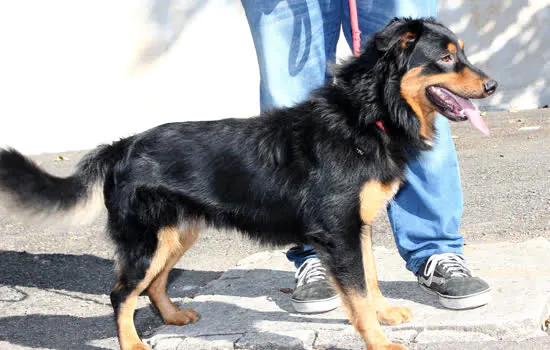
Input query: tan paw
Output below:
<box><xmin>164</xmin><ymin>308</ymin><xmax>200</xmax><ymax>326</ymax></box>
<box><xmin>377</xmin><ymin>305</ymin><xmax>413</xmax><ymax>325</ymax></box>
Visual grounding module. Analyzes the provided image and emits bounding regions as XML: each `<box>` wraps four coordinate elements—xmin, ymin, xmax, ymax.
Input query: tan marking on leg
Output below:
<box><xmin>117</xmin><ymin>296</ymin><xmax>149</xmax><ymax>350</ymax></box>
<box><xmin>359</xmin><ymin>181</ymin><xmax>400</xmax><ymax>225</ymax></box>
<box><xmin>333</xmin><ymin>284</ymin><xmax>407</xmax><ymax>349</ymax></box>
<box><xmin>326</xmin><ymin>224</ymin><xmax>409</xmax><ymax>349</ymax></box>
<box><xmin>458</xmin><ymin>39</ymin><xmax>464</xmax><ymax>49</ymax></box>
<box><xmin>361</xmin><ymin>225</ymin><xmax>413</xmax><ymax>326</ymax></box>
<box><xmin>117</xmin><ymin>226</ymin><xmax>185</xmax><ymax>350</ymax></box>
<box><xmin>347</xmin><ymin>292</ymin><xmax>395</xmax><ymax>349</ymax></box>
<box><xmin>147</xmin><ymin>225</ymin><xmax>200</xmax><ymax>326</ymax></box>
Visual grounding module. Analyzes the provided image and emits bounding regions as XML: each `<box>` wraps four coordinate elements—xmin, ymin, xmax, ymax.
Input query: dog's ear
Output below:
<box><xmin>375</xmin><ymin>18</ymin><xmax>423</xmax><ymax>52</ymax></box>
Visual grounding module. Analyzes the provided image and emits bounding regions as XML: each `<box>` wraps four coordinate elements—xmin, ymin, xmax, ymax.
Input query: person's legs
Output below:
<box><xmin>242</xmin><ymin>0</ymin><xmax>342</xmax><ymax>313</ymax></box>
<box><xmin>242</xmin><ymin>0</ymin><xmax>341</xmax><ymax>111</ymax></box>
<box><xmin>388</xmin><ymin>116</ymin><xmax>463</xmax><ymax>273</ymax></box>
<box><xmin>286</xmin><ymin>245</ymin><xmax>317</xmax><ymax>269</ymax></box>
<box><xmin>341</xmin><ymin>0</ymin><xmax>437</xmax><ymax>48</ymax></box>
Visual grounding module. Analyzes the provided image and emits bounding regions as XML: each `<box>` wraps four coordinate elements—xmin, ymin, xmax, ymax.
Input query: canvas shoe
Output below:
<box><xmin>417</xmin><ymin>253</ymin><xmax>491</xmax><ymax>309</ymax></box>
<box><xmin>291</xmin><ymin>257</ymin><xmax>341</xmax><ymax>313</ymax></box>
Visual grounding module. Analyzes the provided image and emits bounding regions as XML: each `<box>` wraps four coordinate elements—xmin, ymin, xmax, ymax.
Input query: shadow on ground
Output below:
<box><xmin>0</xmin><ymin>312</ymin><xmax>149</xmax><ymax>350</ymax></box>
<box><xmin>0</xmin><ymin>251</ymin><xmax>222</xmax><ymax>349</ymax></box>
<box><xmin>0</xmin><ymin>251</ymin><xmax>222</xmax><ymax>296</ymax></box>
<box><xmin>0</xmin><ymin>250</ymin><xmax>443</xmax><ymax>349</ymax></box>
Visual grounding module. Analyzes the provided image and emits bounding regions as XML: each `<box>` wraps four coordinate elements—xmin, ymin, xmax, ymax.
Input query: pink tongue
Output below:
<box><xmin>464</xmin><ymin>107</ymin><xmax>490</xmax><ymax>136</ymax></box>
<box><xmin>451</xmin><ymin>92</ymin><xmax>490</xmax><ymax>136</ymax></box>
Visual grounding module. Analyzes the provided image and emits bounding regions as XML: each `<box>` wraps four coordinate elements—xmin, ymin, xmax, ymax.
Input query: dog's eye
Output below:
<box><xmin>440</xmin><ymin>54</ymin><xmax>453</xmax><ymax>63</ymax></box>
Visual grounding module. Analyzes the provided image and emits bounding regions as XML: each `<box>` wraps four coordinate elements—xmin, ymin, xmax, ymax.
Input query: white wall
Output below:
<box><xmin>0</xmin><ymin>0</ymin><xmax>548</xmax><ymax>154</ymax></box>
<box><xmin>439</xmin><ymin>0</ymin><xmax>550</xmax><ymax>111</ymax></box>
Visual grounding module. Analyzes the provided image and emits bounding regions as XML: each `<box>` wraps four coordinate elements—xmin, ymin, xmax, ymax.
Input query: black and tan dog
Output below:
<box><xmin>0</xmin><ymin>18</ymin><xmax>496</xmax><ymax>350</ymax></box>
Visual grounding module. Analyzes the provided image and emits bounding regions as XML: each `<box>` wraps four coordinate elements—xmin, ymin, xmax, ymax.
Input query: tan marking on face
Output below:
<box><xmin>401</xmin><ymin>32</ymin><xmax>417</xmax><ymax>48</ymax></box>
<box><xmin>401</xmin><ymin>84</ymin><xmax>437</xmax><ymax>139</ymax></box>
<box><xmin>359</xmin><ymin>181</ymin><xmax>400</xmax><ymax>225</ymax></box>
<box><xmin>458</xmin><ymin>39</ymin><xmax>464</xmax><ymax>49</ymax></box>
<box><xmin>447</xmin><ymin>42</ymin><xmax>457</xmax><ymax>54</ymax></box>
<box><xmin>401</xmin><ymin>65</ymin><xmax>490</xmax><ymax>139</ymax></box>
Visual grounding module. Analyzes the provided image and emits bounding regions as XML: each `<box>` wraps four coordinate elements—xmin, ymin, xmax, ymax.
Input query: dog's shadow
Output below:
<box><xmin>0</xmin><ymin>251</ymin><xmax>221</xmax><ymax>349</ymax></box>
<box><xmin>0</xmin><ymin>250</ymin><xmax>439</xmax><ymax>349</ymax></box>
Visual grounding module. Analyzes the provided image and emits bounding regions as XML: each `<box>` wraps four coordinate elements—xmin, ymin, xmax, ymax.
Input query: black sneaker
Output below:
<box><xmin>291</xmin><ymin>257</ymin><xmax>341</xmax><ymax>313</ymax></box>
<box><xmin>417</xmin><ymin>253</ymin><xmax>491</xmax><ymax>309</ymax></box>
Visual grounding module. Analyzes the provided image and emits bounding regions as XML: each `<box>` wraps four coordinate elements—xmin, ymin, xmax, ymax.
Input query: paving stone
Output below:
<box><xmin>313</xmin><ymin>328</ymin><xmax>364</xmax><ymax>350</ymax></box>
<box><xmin>149</xmin><ymin>337</ymin><xmax>184</xmax><ymax>349</ymax></box>
<box><xmin>0</xmin><ymin>285</ymin><xmax>26</xmax><ymax>302</ymax></box>
<box><xmin>234</xmin><ymin>330</ymin><xmax>315</xmax><ymax>350</ymax></box>
<box><xmin>387</xmin><ymin>330</ymin><xmax>418</xmax><ymax>344</ymax></box>
<box><xmin>178</xmin><ymin>334</ymin><xmax>243</xmax><ymax>350</ymax></box>
<box><xmin>148</xmin><ymin>239</ymin><xmax>550</xmax><ymax>347</ymax></box>
<box><xmin>414</xmin><ymin>330</ymin><xmax>495</xmax><ymax>343</ymax></box>
<box><xmin>313</xmin><ymin>328</ymin><xmax>417</xmax><ymax>349</ymax></box>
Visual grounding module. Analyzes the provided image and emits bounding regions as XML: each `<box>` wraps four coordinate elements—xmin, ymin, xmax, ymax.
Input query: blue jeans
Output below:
<box><xmin>242</xmin><ymin>0</ymin><xmax>464</xmax><ymax>275</ymax></box>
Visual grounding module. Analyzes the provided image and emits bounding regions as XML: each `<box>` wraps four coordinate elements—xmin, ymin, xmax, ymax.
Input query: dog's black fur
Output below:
<box><xmin>0</xmin><ymin>18</ymin><xmax>496</xmax><ymax>349</ymax></box>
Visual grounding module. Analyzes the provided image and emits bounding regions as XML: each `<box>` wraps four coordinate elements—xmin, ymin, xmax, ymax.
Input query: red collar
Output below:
<box><xmin>356</xmin><ymin>121</ymin><xmax>387</xmax><ymax>156</ymax></box>
<box><xmin>376</xmin><ymin>120</ymin><xmax>386</xmax><ymax>132</ymax></box>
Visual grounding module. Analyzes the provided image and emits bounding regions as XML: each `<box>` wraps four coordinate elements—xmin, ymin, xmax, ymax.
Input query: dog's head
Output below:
<box><xmin>339</xmin><ymin>18</ymin><xmax>497</xmax><ymax>148</ymax></box>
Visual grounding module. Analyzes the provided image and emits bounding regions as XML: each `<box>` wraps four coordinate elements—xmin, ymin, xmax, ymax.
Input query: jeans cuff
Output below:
<box><xmin>407</xmin><ymin>256</ymin><xmax>430</xmax><ymax>276</ymax></box>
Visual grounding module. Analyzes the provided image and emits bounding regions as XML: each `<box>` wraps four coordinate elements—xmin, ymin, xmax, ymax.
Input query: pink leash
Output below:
<box><xmin>348</xmin><ymin>0</ymin><xmax>362</xmax><ymax>58</ymax></box>
<box><xmin>348</xmin><ymin>0</ymin><xmax>386</xmax><ymax>132</ymax></box>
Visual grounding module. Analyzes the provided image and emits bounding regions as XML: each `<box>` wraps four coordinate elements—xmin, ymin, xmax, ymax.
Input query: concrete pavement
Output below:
<box><xmin>147</xmin><ymin>238</ymin><xmax>550</xmax><ymax>349</ymax></box>
<box><xmin>0</xmin><ymin>108</ymin><xmax>549</xmax><ymax>349</ymax></box>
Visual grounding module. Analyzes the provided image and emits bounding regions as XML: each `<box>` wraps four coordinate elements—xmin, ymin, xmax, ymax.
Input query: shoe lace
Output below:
<box><xmin>423</xmin><ymin>253</ymin><xmax>472</xmax><ymax>285</ymax></box>
<box><xmin>295</xmin><ymin>257</ymin><xmax>327</xmax><ymax>288</ymax></box>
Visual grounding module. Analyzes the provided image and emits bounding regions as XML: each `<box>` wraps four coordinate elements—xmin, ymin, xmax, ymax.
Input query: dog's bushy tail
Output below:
<box><xmin>0</xmin><ymin>138</ymin><xmax>131</xmax><ymax>226</ymax></box>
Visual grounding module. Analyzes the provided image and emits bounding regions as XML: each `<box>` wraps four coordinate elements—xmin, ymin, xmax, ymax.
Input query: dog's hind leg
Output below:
<box><xmin>111</xmin><ymin>226</ymin><xmax>188</xmax><ymax>350</ymax></box>
<box><xmin>147</xmin><ymin>225</ymin><xmax>200</xmax><ymax>325</ymax></box>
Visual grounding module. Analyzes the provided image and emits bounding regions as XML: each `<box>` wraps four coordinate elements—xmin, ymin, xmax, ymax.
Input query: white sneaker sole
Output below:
<box><xmin>291</xmin><ymin>295</ymin><xmax>341</xmax><ymax>313</ymax></box>
<box><xmin>418</xmin><ymin>282</ymin><xmax>492</xmax><ymax>310</ymax></box>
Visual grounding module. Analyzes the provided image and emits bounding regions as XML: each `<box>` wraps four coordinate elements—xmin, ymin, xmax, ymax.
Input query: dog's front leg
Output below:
<box><xmin>312</xmin><ymin>229</ymin><xmax>407</xmax><ymax>350</ymax></box>
<box><xmin>359</xmin><ymin>180</ymin><xmax>413</xmax><ymax>325</ymax></box>
<box><xmin>361</xmin><ymin>225</ymin><xmax>413</xmax><ymax>326</ymax></box>
<box><xmin>336</xmin><ymin>285</ymin><xmax>406</xmax><ymax>350</ymax></box>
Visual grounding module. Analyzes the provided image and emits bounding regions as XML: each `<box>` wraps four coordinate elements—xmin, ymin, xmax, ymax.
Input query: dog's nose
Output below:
<box><xmin>484</xmin><ymin>80</ymin><xmax>498</xmax><ymax>95</ymax></box>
